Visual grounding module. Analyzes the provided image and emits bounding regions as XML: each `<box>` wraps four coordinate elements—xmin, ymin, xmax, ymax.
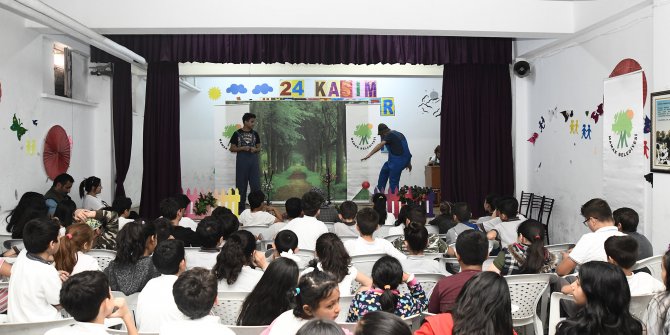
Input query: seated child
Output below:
<box><xmin>239</xmin><ymin>190</ymin><xmax>282</xmax><ymax>226</ymax></box>
<box><xmin>614</xmin><ymin>207</ymin><xmax>653</xmax><ymax>260</ymax></box>
<box><xmin>430</xmin><ymin>201</ymin><xmax>456</xmax><ymax>234</ymax></box>
<box><xmin>8</xmin><ymin>217</ymin><xmax>63</xmax><ymax>322</ymax></box>
<box><xmin>604</xmin><ymin>235</ymin><xmax>664</xmax><ymax>295</ymax></box>
<box><xmin>263</xmin><ymin>270</ymin><xmax>351</xmax><ymax>335</ymax></box>
<box><xmin>280</xmin><ymin>191</ymin><xmax>329</xmax><ymax>250</ymax></box>
<box><xmin>346</xmin><ymin>255</ymin><xmax>427</xmax><ymax>322</ymax></box>
<box><xmin>213</xmin><ymin>230</ymin><xmax>266</xmax><ymax>292</ymax></box>
<box><xmin>54</xmin><ymin>223</ymin><xmax>100</xmax><ymax>275</ymax></box>
<box><xmin>45</xmin><ymin>271</ymin><xmax>138</xmax><ymax>335</ymax></box>
<box><xmin>444</xmin><ymin>202</ymin><xmax>482</xmax><ymax>246</ymax></box>
<box><xmin>400</xmin><ymin>222</ymin><xmax>446</xmax><ymax>275</ymax></box>
<box><xmin>485</xmin><ymin>197</ymin><xmax>526</xmax><ymax>247</ymax></box>
<box><xmin>489</xmin><ymin>219</ymin><xmax>557</xmax><ymax>275</ymax></box>
<box><xmin>391</xmin><ymin>206</ymin><xmax>447</xmax><ymax>254</ymax></box>
<box><xmin>136</xmin><ymin>240</ymin><xmax>188</xmax><ymax>332</ymax></box>
<box><xmin>354</xmin><ymin>311</ymin><xmax>411</xmax><ymax>335</ymax></box>
<box><xmin>187</xmin><ymin>216</ymin><xmax>225</xmax><ymax>269</ymax></box>
<box><xmin>273</xmin><ymin>230</ymin><xmax>302</xmax><ymax>265</ymax></box>
<box><xmin>333</xmin><ymin>201</ymin><xmax>359</xmax><ymax>237</ymax></box>
<box><xmin>343</xmin><ymin>208</ymin><xmax>406</xmax><ymax>260</ymax></box>
<box><xmin>160</xmin><ymin>268</ymin><xmax>236</xmax><ymax>335</ymax></box>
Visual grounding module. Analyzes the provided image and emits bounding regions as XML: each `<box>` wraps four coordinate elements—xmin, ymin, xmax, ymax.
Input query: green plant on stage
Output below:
<box><xmin>398</xmin><ymin>185</ymin><xmax>432</xmax><ymax>206</ymax></box>
<box><xmin>194</xmin><ymin>192</ymin><xmax>217</xmax><ymax>215</ymax></box>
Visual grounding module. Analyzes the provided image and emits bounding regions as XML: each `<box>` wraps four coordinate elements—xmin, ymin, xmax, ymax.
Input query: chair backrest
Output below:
<box><xmin>630</xmin><ymin>294</ymin><xmax>655</xmax><ymax>321</ymax></box>
<box><xmin>212</xmin><ymin>291</ymin><xmax>249</xmax><ymax>325</ymax></box>
<box><xmin>504</xmin><ymin>273</ymin><xmax>553</xmax><ymax>326</ymax></box>
<box><xmin>337</xmin><ymin>295</ymin><xmax>355</xmax><ymax>322</ymax></box>
<box><xmin>338</xmin><ymin>322</ymin><xmax>357</xmax><ymax>333</ymax></box>
<box><xmin>240</xmin><ymin>226</ymin><xmax>273</xmax><ymax>241</ymax></box>
<box><xmin>86</xmin><ymin>249</ymin><xmax>117</xmax><ymax>271</ymax></box>
<box><xmin>539</xmin><ymin>197</ymin><xmax>555</xmax><ymax>224</ymax></box>
<box><xmin>0</xmin><ymin>318</ymin><xmax>75</xmax><ymax>335</ymax></box>
<box><xmin>339</xmin><ymin>235</ymin><xmax>359</xmax><ymax>243</ymax></box>
<box><xmin>295</xmin><ymin>249</ymin><xmax>316</xmax><ymax>268</ymax></box>
<box><xmin>633</xmin><ymin>255</ymin><xmax>664</xmax><ymax>282</ymax></box>
<box><xmin>106</xmin><ymin>330</ymin><xmax>159</xmax><ymax>335</ymax></box>
<box><xmin>529</xmin><ymin>195</ymin><xmax>544</xmax><ymax>222</ymax></box>
<box><xmin>437</xmin><ymin>257</ymin><xmax>460</xmax><ymax>275</ymax></box>
<box><xmin>374</xmin><ymin>225</ymin><xmax>392</xmax><ymax>238</ymax></box>
<box><xmin>545</xmin><ymin>243</ymin><xmax>576</xmax><ymax>264</ymax></box>
<box><xmin>399</xmin><ymin>273</ymin><xmax>446</xmax><ymax>297</ymax></box>
<box><xmin>226</xmin><ymin>325</ymin><xmax>268</xmax><ymax>335</ymax></box>
<box><xmin>324</xmin><ymin>222</ymin><xmax>335</xmax><ymax>233</ymax></box>
<box><xmin>111</xmin><ymin>291</ymin><xmax>140</xmax><ymax>315</ymax></box>
<box><xmin>519</xmin><ymin>191</ymin><xmax>533</xmax><ymax>218</ymax></box>
<box><xmin>425</xmin><ymin>225</ymin><xmax>439</xmax><ymax>235</ymax></box>
<box><xmin>384</xmin><ymin>234</ymin><xmax>403</xmax><ymax>243</ymax></box>
<box><xmin>350</xmin><ymin>254</ymin><xmax>387</xmax><ymax>276</ymax></box>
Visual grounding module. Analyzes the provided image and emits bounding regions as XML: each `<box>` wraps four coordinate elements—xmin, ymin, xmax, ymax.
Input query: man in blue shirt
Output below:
<box><xmin>229</xmin><ymin>113</ymin><xmax>261</xmax><ymax>211</ymax></box>
<box><xmin>362</xmin><ymin>124</ymin><xmax>412</xmax><ymax>193</ymax></box>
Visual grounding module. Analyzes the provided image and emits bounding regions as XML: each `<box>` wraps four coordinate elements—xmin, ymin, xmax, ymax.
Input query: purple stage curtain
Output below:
<box><xmin>91</xmin><ymin>35</ymin><xmax>511</xmax><ymax>65</ymax></box>
<box><xmin>139</xmin><ymin>62</ymin><xmax>181</xmax><ymax>220</ymax></box>
<box><xmin>111</xmin><ymin>61</ymin><xmax>132</xmax><ymax>198</ymax></box>
<box><xmin>440</xmin><ymin>64</ymin><xmax>514</xmax><ymax>218</ymax></box>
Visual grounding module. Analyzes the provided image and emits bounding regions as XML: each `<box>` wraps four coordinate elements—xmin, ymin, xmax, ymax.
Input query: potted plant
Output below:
<box><xmin>194</xmin><ymin>192</ymin><xmax>217</xmax><ymax>216</ymax></box>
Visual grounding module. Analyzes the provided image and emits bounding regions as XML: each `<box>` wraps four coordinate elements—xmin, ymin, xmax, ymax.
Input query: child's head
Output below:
<box><xmin>173</xmin><ymin>267</ymin><xmax>218</xmax><ymax>320</ymax></box>
<box><xmin>211</xmin><ymin>205</ymin><xmax>233</xmax><ymax>217</ymax></box>
<box><xmin>404</xmin><ymin>206</ymin><xmax>426</xmax><ymax>225</ymax></box>
<box><xmin>613</xmin><ymin>207</ymin><xmax>640</xmax><ymax>233</ymax></box>
<box><xmin>23</xmin><ymin>217</ymin><xmax>60</xmax><ymax>254</ymax></box>
<box><xmin>8</xmin><ymin>192</ymin><xmax>48</xmax><ymax>237</ymax></box>
<box><xmin>152</xmin><ymin>217</ymin><xmax>173</xmax><ymax>243</ymax></box>
<box><xmin>338</xmin><ymin>201</ymin><xmax>358</xmax><ymax>221</ymax></box>
<box><xmin>173</xmin><ymin>194</ymin><xmax>191</xmax><ymax>211</ymax></box>
<box><xmin>248</xmin><ymin>190</ymin><xmax>266</xmax><ymax>210</ymax></box>
<box><xmin>371</xmin><ymin>256</ymin><xmax>403</xmax><ymax>313</ymax></box>
<box><xmin>294</xmin><ymin>270</ymin><xmax>340</xmax><ymax>321</ymax></box>
<box><xmin>452</xmin><ymin>272</ymin><xmax>513</xmax><ymax>335</ymax></box>
<box><xmin>59</xmin><ymin>271</ymin><xmax>113</xmax><ymax>322</ymax></box>
<box><xmin>285</xmin><ymin>197</ymin><xmax>302</xmax><ymax>220</ymax></box>
<box><xmin>439</xmin><ymin>201</ymin><xmax>452</xmax><ymax>218</ymax></box>
<box><xmin>455</xmin><ymin>230</ymin><xmax>488</xmax><ymax>266</ymax></box>
<box><xmin>54</xmin><ymin>199</ymin><xmax>76</xmax><ymax>227</ymax></box>
<box><xmin>313</xmin><ymin>233</ymin><xmax>351</xmax><ymax>282</ymax></box>
<box><xmin>580</xmin><ymin>198</ymin><xmax>613</xmax><ymax>224</ymax></box>
<box><xmin>452</xmin><ymin>202</ymin><xmax>472</xmax><ymax>222</ymax></box>
<box><xmin>115</xmin><ymin>221</ymin><xmax>151</xmax><ymax>265</ymax></box>
<box><xmin>355</xmin><ymin>311</ymin><xmax>411</xmax><ymax>335</ymax></box>
<box><xmin>213</xmin><ymin>230</ymin><xmax>256</xmax><ymax>284</ymax></box>
<box><xmin>604</xmin><ymin>235</ymin><xmax>638</xmax><ymax>270</ymax></box>
<box><xmin>301</xmin><ymin>191</ymin><xmax>324</xmax><ymax>217</ymax></box>
<box><xmin>497</xmin><ymin>197</ymin><xmax>519</xmax><ymax>220</ymax></box>
<box><xmin>572</xmin><ymin>261</ymin><xmax>631</xmax><ymax>308</ymax></box>
<box><xmin>112</xmin><ymin>196</ymin><xmax>132</xmax><ymax>217</ymax></box>
<box><xmin>237</xmin><ymin>257</ymin><xmax>300</xmax><ymax>326</ymax></box>
<box><xmin>159</xmin><ymin>197</ymin><xmax>182</xmax><ymax>221</ymax></box>
<box><xmin>516</xmin><ymin>219</ymin><xmax>547</xmax><ymax>274</ymax></box>
<box><xmin>355</xmin><ymin>208</ymin><xmax>379</xmax><ymax>236</ymax></box>
<box><xmin>403</xmin><ymin>221</ymin><xmax>428</xmax><ymax>254</ymax></box>
<box><xmin>153</xmin><ymin>239</ymin><xmax>186</xmax><ymax>275</ymax></box>
<box><xmin>217</xmin><ymin>213</ymin><xmax>240</xmax><ymax>240</ymax></box>
<box><xmin>196</xmin><ymin>216</ymin><xmax>224</xmax><ymax>248</ymax></box>
<box><xmin>275</xmin><ymin>230</ymin><xmax>299</xmax><ymax>254</ymax></box>
<box><xmin>484</xmin><ymin>194</ymin><xmax>499</xmax><ymax>214</ymax></box>
<box><xmin>54</xmin><ymin>223</ymin><xmax>95</xmax><ymax>273</ymax></box>
<box><xmin>297</xmin><ymin>319</ymin><xmax>346</xmax><ymax>335</ymax></box>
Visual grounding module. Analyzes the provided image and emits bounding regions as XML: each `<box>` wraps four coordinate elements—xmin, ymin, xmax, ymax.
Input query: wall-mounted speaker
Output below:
<box><xmin>513</xmin><ymin>60</ymin><xmax>531</xmax><ymax>78</ymax></box>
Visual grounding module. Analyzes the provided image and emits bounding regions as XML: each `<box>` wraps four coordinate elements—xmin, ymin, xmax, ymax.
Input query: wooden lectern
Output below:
<box><xmin>425</xmin><ymin>165</ymin><xmax>441</xmax><ymax>203</ymax></box>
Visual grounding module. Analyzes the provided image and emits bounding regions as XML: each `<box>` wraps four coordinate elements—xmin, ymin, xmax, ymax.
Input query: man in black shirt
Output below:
<box><xmin>229</xmin><ymin>113</ymin><xmax>262</xmax><ymax>211</ymax></box>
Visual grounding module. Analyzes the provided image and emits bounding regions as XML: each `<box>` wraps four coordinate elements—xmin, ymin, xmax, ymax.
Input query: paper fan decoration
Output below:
<box><xmin>43</xmin><ymin>125</ymin><xmax>71</xmax><ymax>180</ymax></box>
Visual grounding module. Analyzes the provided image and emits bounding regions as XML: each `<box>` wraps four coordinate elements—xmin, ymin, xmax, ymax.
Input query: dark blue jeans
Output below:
<box><xmin>236</xmin><ymin>153</ymin><xmax>261</xmax><ymax>211</ymax></box>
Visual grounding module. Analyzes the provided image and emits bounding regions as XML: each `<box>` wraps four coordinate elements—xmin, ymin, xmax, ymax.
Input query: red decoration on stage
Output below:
<box><xmin>43</xmin><ymin>125</ymin><xmax>71</xmax><ymax>180</ymax></box>
<box><xmin>362</xmin><ymin>181</ymin><xmax>370</xmax><ymax>189</ymax></box>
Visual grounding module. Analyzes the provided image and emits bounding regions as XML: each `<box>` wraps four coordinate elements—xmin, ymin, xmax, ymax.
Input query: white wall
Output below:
<box><xmin>651</xmin><ymin>0</ymin><xmax>670</xmax><ymax>253</ymax></box>
<box><xmin>515</xmin><ymin>6</ymin><xmax>653</xmax><ymax>245</ymax></box>
<box><xmin>179</xmin><ymin>74</ymin><xmax>443</xmax><ymax>197</ymax></box>
<box><xmin>0</xmin><ymin>9</ymin><xmax>112</xmax><ymax>230</ymax></box>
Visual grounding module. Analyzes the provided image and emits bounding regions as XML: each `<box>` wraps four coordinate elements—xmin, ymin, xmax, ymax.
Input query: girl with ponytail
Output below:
<box><xmin>54</xmin><ymin>223</ymin><xmax>99</xmax><ymax>275</ymax></box>
<box><xmin>302</xmin><ymin>233</ymin><xmax>372</xmax><ymax>295</ymax></box>
<box><xmin>346</xmin><ymin>255</ymin><xmax>427</xmax><ymax>322</ymax></box>
<box><xmin>79</xmin><ymin>176</ymin><xmax>106</xmax><ymax>210</ymax></box>
<box><xmin>489</xmin><ymin>219</ymin><xmax>557</xmax><ymax>275</ymax></box>
<box><xmin>213</xmin><ymin>230</ymin><xmax>267</xmax><ymax>292</ymax></box>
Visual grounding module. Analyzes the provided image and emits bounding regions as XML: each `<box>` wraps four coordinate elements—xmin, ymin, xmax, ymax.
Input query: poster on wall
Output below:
<box><xmin>603</xmin><ymin>71</ymin><xmax>644</xmax><ymax>215</ymax></box>
<box><xmin>650</xmin><ymin>90</ymin><xmax>670</xmax><ymax>173</ymax></box>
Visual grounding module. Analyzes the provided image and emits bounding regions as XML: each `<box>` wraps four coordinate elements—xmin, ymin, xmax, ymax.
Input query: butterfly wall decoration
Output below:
<box><xmin>10</xmin><ymin>114</ymin><xmax>27</xmax><ymax>141</ymax></box>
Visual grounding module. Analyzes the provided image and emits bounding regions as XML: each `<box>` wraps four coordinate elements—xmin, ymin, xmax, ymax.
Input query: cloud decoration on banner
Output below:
<box><xmin>226</xmin><ymin>84</ymin><xmax>248</xmax><ymax>95</ymax></box>
<box><xmin>10</xmin><ymin>113</ymin><xmax>27</xmax><ymax>141</ymax></box>
<box><xmin>644</xmin><ymin>115</ymin><xmax>651</xmax><ymax>134</ymax></box>
<box><xmin>591</xmin><ymin>103</ymin><xmax>604</xmax><ymax>124</ymax></box>
<box><xmin>528</xmin><ymin>132</ymin><xmax>539</xmax><ymax>145</ymax></box>
<box><xmin>561</xmin><ymin>110</ymin><xmax>574</xmax><ymax>122</ymax></box>
<box><xmin>252</xmin><ymin>83</ymin><xmax>274</xmax><ymax>95</ymax></box>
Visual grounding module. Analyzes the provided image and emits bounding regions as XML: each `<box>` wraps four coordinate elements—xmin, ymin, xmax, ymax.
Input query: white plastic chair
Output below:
<box><xmin>383</xmin><ymin>234</ymin><xmax>403</xmax><ymax>243</ymax></box>
<box><xmin>633</xmin><ymin>255</ymin><xmax>663</xmax><ymax>282</ymax></box>
<box><xmin>350</xmin><ymin>254</ymin><xmax>387</xmax><ymax>277</ymax></box>
<box><xmin>547</xmin><ymin>290</ymin><xmax>572</xmax><ymax>335</ymax></box>
<box><xmin>374</xmin><ymin>225</ymin><xmax>393</xmax><ymax>238</ymax></box>
<box><xmin>339</xmin><ymin>235</ymin><xmax>358</xmax><ymax>243</ymax></box>
<box><xmin>111</xmin><ymin>291</ymin><xmax>140</xmax><ymax>318</ymax></box>
<box><xmin>399</xmin><ymin>273</ymin><xmax>446</xmax><ymax>297</ymax></box>
<box><xmin>295</xmin><ymin>249</ymin><xmax>316</xmax><ymax>269</ymax></box>
<box><xmin>545</xmin><ymin>243</ymin><xmax>575</xmax><ymax>264</ymax></box>
<box><xmin>240</xmin><ymin>225</ymin><xmax>274</xmax><ymax>246</ymax></box>
<box><xmin>0</xmin><ymin>318</ymin><xmax>75</xmax><ymax>335</ymax></box>
<box><xmin>630</xmin><ymin>293</ymin><xmax>655</xmax><ymax>322</ymax></box>
<box><xmin>324</xmin><ymin>222</ymin><xmax>335</xmax><ymax>233</ymax></box>
<box><xmin>212</xmin><ymin>291</ymin><xmax>249</xmax><ymax>325</ymax></box>
<box><xmin>226</xmin><ymin>325</ymin><xmax>268</xmax><ymax>335</ymax></box>
<box><xmin>337</xmin><ymin>295</ymin><xmax>355</xmax><ymax>322</ymax></box>
<box><xmin>106</xmin><ymin>330</ymin><xmax>159</xmax><ymax>335</ymax></box>
<box><xmin>505</xmin><ymin>273</ymin><xmax>553</xmax><ymax>335</ymax></box>
<box><xmin>86</xmin><ymin>249</ymin><xmax>117</xmax><ymax>271</ymax></box>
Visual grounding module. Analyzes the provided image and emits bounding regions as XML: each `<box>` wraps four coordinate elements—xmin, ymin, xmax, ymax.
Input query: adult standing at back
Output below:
<box><xmin>229</xmin><ymin>112</ymin><xmax>261</xmax><ymax>211</ymax></box>
<box><xmin>361</xmin><ymin>124</ymin><xmax>412</xmax><ymax>193</ymax></box>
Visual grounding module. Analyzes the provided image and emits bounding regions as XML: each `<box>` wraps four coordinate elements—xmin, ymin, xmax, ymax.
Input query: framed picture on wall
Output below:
<box><xmin>651</xmin><ymin>90</ymin><xmax>670</xmax><ymax>173</ymax></box>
